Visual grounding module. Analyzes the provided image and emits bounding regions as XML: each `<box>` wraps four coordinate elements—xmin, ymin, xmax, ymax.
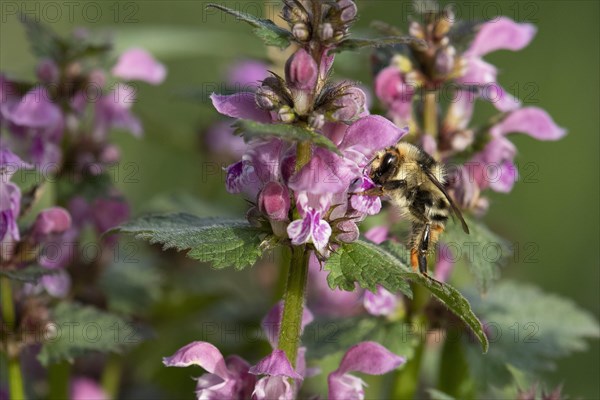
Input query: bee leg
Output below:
<box><xmin>418</xmin><ymin>223</ymin><xmax>431</xmax><ymax>274</ymax></box>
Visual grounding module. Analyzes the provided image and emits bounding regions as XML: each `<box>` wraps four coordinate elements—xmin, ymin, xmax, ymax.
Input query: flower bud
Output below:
<box><xmin>256</xmin><ymin>86</ymin><xmax>281</xmax><ymax>111</ymax></box>
<box><xmin>336</xmin><ymin>220</ymin><xmax>359</xmax><ymax>243</ymax></box>
<box><xmin>36</xmin><ymin>59</ymin><xmax>59</xmax><ymax>83</ymax></box>
<box><xmin>409</xmin><ymin>21</ymin><xmax>425</xmax><ymax>40</ymax></box>
<box><xmin>282</xmin><ymin>3</ymin><xmax>309</xmax><ymax>24</ymax></box>
<box><xmin>258</xmin><ymin>181</ymin><xmax>291</xmax><ymax>222</ymax></box>
<box><xmin>278</xmin><ymin>106</ymin><xmax>296</xmax><ymax>123</ymax></box>
<box><xmin>434</xmin><ymin>46</ymin><xmax>456</xmax><ymax>77</ymax></box>
<box><xmin>31</xmin><ymin>207</ymin><xmax>72</xmax><ymax>239</ymax></box>
<box><xmin>331</xmin><ymin>86</ymin><xmax>366</xmax><ymax>122</ymax></box>
<box><xmin>337</xmin><ymin>0</ymin><xmax>357</xmax><ymax>23</ymax></box>
<box><xmin>292</xmin><ymin>23</ymin><xmax>310</xmax><ymax>42</ymax></box>
<box><xmin>319</xmin><ymin>23</ymin><xmax>334</xmax><ymax>41</ymax></box>
<box><xmin>308</xmin><ymin>112</ymin><xmax>325</xmax><ymax>130</ymax></box>
<box><xmin>451</xmin><ymin>129</ymin><xmax>474</xmax><ymax>152</ymax></box>
<box><xmin>392</xmin><ymin>55</ymin><xmax>413</xmax><ymax>74</ymax></box>
<box><xmin>285</xmin><ymin>49</ymin><xmax>318</xmax><ymax>91</ymax></box>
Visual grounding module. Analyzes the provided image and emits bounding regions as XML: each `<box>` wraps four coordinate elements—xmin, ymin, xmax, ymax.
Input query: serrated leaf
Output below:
<box><xmin>305</xmin><ymin>317</ymin><xmax>419</xmax><ymax>362</ymax></box>
<box><xmin>233</xmin><ymin>120</ymin><xmax>342</xmax><ymax>156</ymax></box>
<box><xmin>112</xmin><ymin>213</ymin><xmax>264</xmax><ymax>270</ymax></box>
<box><xmin>333</xmin><ymin>36</ymin><xmax>427</xmax><ymax>53</ymax></box>
<box><xmin>206</xmin><ymin>4</ymin><xmax>292</xmax><ymax>49</ymax></box>
<box><xmin>325</xmin><ymin>240</ymin><xmax>412</xmax><ymax>296</ymax></box>
<box><xmin>464</xmin><ymin>281</ymin><xmax>600</xmax><ymax>388</ymax></box>
<box><xmin>325</xmin><ymin>240</ymin><xmax>488</xmax><ymax>352</ymax></box>
<box><xmin>0</xmin><ymin>266</ymin><xmax>59</xmax><ymax>283</ymax></box>
<box><xmin>444</xmin><ymin>217</ymin><xmax>510</xmax><ymax>293</ymax></box>
<box><xmin>38</xmin><ymin>303</ymin><xmax>139</xmax><ymax>365</ymax></box>
<box><xmin>20</xmin><ymin>15</ymin><xmax>63</xmax><ymax>60</ymax></box>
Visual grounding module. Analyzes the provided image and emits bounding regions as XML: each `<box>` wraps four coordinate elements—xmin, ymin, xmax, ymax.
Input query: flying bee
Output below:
<box><xmin>363</xmin><ymin>143</ymin><xmax>469</xmax><ymax>276</ymax></box>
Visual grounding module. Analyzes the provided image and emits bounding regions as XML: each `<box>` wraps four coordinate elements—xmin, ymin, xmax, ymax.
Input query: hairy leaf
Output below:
<box><xmin>38</xmin><ymin>303</ymin><xmax>139</xmax><ymax>365</ymax></box>
<box><xmin>334</xmin><ymin>36</ymin><xmax>427</xmax><ymax>53</ymax></box>
<box><xmin>112</xmin><ymin>213</ymin><xmax>264</xmax><ymax>270</ymax></box>
<box><xmin>465</xmin><ymin>281</ymin><xmax>600</xmax><ymax>388</ymax></box>
<box><xmin>206</xmin><ymin>4</ymin><xmax>292</xmax><ymax>49</ymax></box>
<box><xmin>234</xmin><ymin>120</ymin><xmax>342</xmax><ymax>156</ymax></box>
<box><xmin>0</xmin><ymin>266</ymin><xmax>58</xmax><ymax>283</ymax></box>
<box><xmin>20</xmin><ymin>15</ymin><xmax>63</xmax><ymax>60</ymax></box>
<box><xmin>444</xmin><ymin>217</ymin><xmax>511</xmax><ymax>293</ymax></box>
<box><xmin>326</xmin><ymin>240</ymin><xmax>489</xmax><ymax>352</ymax></box>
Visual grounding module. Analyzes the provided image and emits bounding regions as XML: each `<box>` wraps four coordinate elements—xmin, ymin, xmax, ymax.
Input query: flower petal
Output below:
<box><xmin>227</xmin><ymin>60</ymin><xmax>268</xmax><ymax>88</ymax></box>
<box><xmin>70</xmin><ymin>378</ymin><xmax>108</xmax><ymax>400</ymax></box>
<box><xmin>363</xmin><ymin>226</ymin><xmax>389</xmax><ymax>245</ymax></box>
<box><xmin>457</xmin><ymin>57</ymin><xmax>497</xmax><ymax>85</ymax></box>
<box><xmin>112</xmin><ymin>48</ymin><xmax>166</xmax><ymax>85</ymax></box>
<box><xmin>285</xmin><ymin>48</ymin><xmax>318</xmax><ymax>91</ymax></box>
<box><xmin>489</xmin><ymin>160</ymin><xmax>518</xmax><ymax>193</ymax></box>
<box><xmin>7</xmin><ymin>87</ymin><xmax>62</xmax><ymax>128</ymax></box>
<box><xmin>328</xmin><ymin>373</ymin><xmax>366</xmax><ymax>400</ymax></box>
<box><xmin>31</xmin><ymin>207</ymin><xmax>72</xmax><ymax>238</ymax></box>
<box><xmin>363</xmin><ymin>286</ymin><xmax>398</xmax><ymax>317</ymax></box>
<box><xmin>210</xmin><ymin>92</ymin><xmax>271</xmax><ymax>123</ymax></box>
<box><xmin>335</xmin><ymin>341</ymin><xmax>405</xmax><ymax>375</ymax></box>
<box><xmin>288</xmin><ymin>148</ymin><xmax>358</xmax><ymax>194</ymax></box>
<box><xmin>467</xmin><ymin>17</ymin><xmax>537</xmax><ymax>57</ymax></box>
<box><xmin>249</xmin><ymin>349</ymin><xmax>303</xmax><ymax>380</ymax></box>
<box><xmin>339</xmin><ymin>115</ymin><xmax>408</xmax><ymax>159</ymax></box>
<box><xmin>163</xmin><ymin>341</ymin><xmax>230</xmax><ymax>380</ymax></box>
<box><xmin>252</xmin><ymin>376</ymin><xmax>295</xmax><ymax>400</ymax></box>
<box><xmin>483</xmin><ymin>84</ymin><xmax>521</xmax><ymax>112</ymax></box>
<box><xmin>490</xmin><ymin>107</ymin><xmax>566</xmax><ymax>140</ymax></box>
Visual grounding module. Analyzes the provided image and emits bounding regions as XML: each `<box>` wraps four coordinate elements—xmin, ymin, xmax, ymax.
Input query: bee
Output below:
<box><xmin>364</xmin><ymin>143</ymin><xmax>469</xmax><ymax>276</ymax></box>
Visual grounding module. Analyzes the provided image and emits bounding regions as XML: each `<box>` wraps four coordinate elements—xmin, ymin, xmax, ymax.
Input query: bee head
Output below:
<box><xmin>369</xmin><ymin>149</ymin><xmax>399</xmax><ymax>185</ymax></box>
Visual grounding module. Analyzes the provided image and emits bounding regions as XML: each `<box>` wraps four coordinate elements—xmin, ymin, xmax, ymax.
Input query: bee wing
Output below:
<box><xmin>423</xmin><ymin>169</ymin><xmax>470</xmax><ymax>234</ymax></box>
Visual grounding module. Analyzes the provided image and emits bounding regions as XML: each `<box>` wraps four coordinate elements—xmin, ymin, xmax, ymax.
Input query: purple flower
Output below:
<box><xmin>36</xmin><ymin>59</ymin><xmax>59</xmax><ymax>83</ymax></box>
<box><xmin>249</xmin><ymin>350</ymin><xmax>302</xmax><ymax>400</ymax></box>
<box><xmin>31</xmin><ymin>207</ymin><xmax>72</xmax><ymax>240</ymax></box>
<box><xmin>93</xmin><ymin>84</ymin><xmax>142</xmax><ymax>139</ymax></box>
<box><xmin>286</xmin><ymin>205</ymin><xmax>332</xmax><ymax>254</ymax></box>
<box><xmin>328</xmin><ymin>341</ymin><xmax>405</xmax><ymax>400</ymax></box>
<box><xmin>363</xmin><ymin>286</ymin><xmax>399</xmax><ymax>317</ymax></box>
<box><xmin>350</xmin><ymin>176</ymin><xmax>382</xmax><ymax>215</ymax></box>
<box><xmin>211</xmin><ymin>92</ymin><xmax>272</xmax><ymax>123</ymax></box>
<box><xmin>163</xmin><ymin>341</ymin><xmax>256</xmax><ymax>399</ymax></box>
<box><xmin>111</xmin><ymin>48</ymin><xmax>166</xmax><ymax>85</ymax></box>
<box><xmin>4</xmin><ymin>86</ymin><xmax>62</xmax><ymax>129</ymax></box>
<box><xmin>91</xmin><ymin>197</ymin><xmax>130</xmax><ymax>234</ymax></box>
<box><xmin>375</xmin><ymin>66</ymin><xmax>414</xmax><ymax>125</ymax></box>
<box><xmin>227</xmin><ymin>60</ymin><xmax>269</xmax><ymax>89</ymax></box>
<box><xmin>204</xmin><ymin>121</ymin><xmax>247</xmax><ymax>160</ymax></box>
<box><xmin>458</xmin><ymin>17</ymin><xmax>536</xmax><ymax>111</ymax></box>
<box><xmin>285</xmin><ymin>48</ymin><xmax>318</xmax><ymax>91</ymax></box>
<box><xmin>70</xmin><ymin>377</ymin><xmax>108</xmax><ymax>400</ymax></box>
<box><xmin>258</xmin><ymin>182</ymin><xmax>291</xmax><ymax>222</ymax></box>
<box><xmin>490</xmin><ymin>106</ymin><xmax>566</xmax><ymax>140</ymax></box>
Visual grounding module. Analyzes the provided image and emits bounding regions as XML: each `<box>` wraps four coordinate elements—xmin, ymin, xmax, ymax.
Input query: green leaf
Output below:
<box><xmin>38</xmin><ymin>303</ymin><xmax>139</xmax><ymax>366</ymax></box>
<box><xmin>112</xmin><ymin>213</ymin><xmax>264</xmax><ymax>270</ymax></box>
<box><xmin>333</xmin><ymin>36</ymin><xmax>427</xmax><ymax>53</ymax></box>
<box><xmin>206</xmin><ymin>4</ymin><xmax>292</xmax><ymax>49</ymax></box>
<box><xmin>233</xmin><ymin>120</ymin><xmax>342</xmax><ymax>156</ymax></box>
<box><xmin>325</xmin><ymin>240</ymin><xmax>489</xmax><ymax>352</ymax></box>
<box><xmin>305</xmin><ymin>317</ymin><xmax>419</xmax><ymax>362</ymax></box>
<box><xmin>427</xmin><ymin>389</ymin><xmax>456</xmax><ymax>400</ymax></box>
<box><xmin>20</xmin><ymin>15</ymin><xmax>63</xmax><ymax>60</ymax></box>
<box><xmin>100</xmin><ymin>257</ymin><xmax>163</xmax><ymax>316</ymax></box>
<box><xmin>464</xmin><ymin>281</ymin><xmax>600</xmax><ymax>388</ymax></box>
<box><xmin>443</xmin><ymin>217</ymin><xmax>511</xmax><ymax>293</ymax></box>
<box><xmin>0</xmin><ymin>266</ymin><xmax>59</xmax><ymax>283</ymax></box>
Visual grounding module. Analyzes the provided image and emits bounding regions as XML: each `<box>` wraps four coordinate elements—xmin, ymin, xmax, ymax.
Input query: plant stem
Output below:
<box><xmin>295</xmin><ymin>141</ymin><xmax>312</xmax><ymax>173</ymax></box>
<box><xmin>391</xmin><ymin>339</ymin><xmax>425</xmax><ymax>399</ymax></box>
<box><xmin>423</xmin><ymin>91</ymin><xmax>438</xmax><ymax>138</ymax></box>
<box><xmin>101</xmin><ymin>354</ymin><xmax>123</xmax><ymax>399</ymax></box>
<box><xmin>277</xmin><ymin>246</ymin><xmax>310</xmax><ymax>367</ymax></box>
<box><xmin>438</xmin><ymin>330</ymin><xmax>473</xmax><ymax>398</ymax></box>
<box><xmin>1</xmin><ymin>277</ymin><xmax>26</xmax><ymax>400</ymax></box>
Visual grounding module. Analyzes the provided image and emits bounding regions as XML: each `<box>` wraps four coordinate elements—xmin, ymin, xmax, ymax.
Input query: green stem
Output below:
<box><xmin>438</xmin><ymin>330</ymin><xmax>473</xmax><ymax>399</ymax></box>
<box><xmin>48</xmin><ymin>362</ymin><xmax>70</xmax><ymax>400</ymax></box>
<box><xmin>295</xmin><ymin>141</ymin><xmax>311</xmax><ymax>173</ymax></box>
<box><xmin>1</xmin><ymin>277</ymin><xmax>26</xmax><ymax>400</ymax></box>
<box><xmin>423</xmin><ymin>90</ymin><xmax>439</xmax><ymax>159</ymax></box>
<box><xmin>276</xmin><ymin>246</ymin><xmax>310</xmax><ymax>367</ymax></box>
<box><xmin>101</xmin><ymin>354</ymin><xmax>123</xmax><ymax>399</ymax></box>
<box><xmin>391</xmin><ymin>339</ymin><xmax>425</xmax><ymax>399</ymax></box>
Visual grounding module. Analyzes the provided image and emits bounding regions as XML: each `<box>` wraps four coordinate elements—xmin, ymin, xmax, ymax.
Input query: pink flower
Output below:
<box><xmin>328</xmin><ymin>342</ymin><xmax>405</xmax><ymax>400</ymax></box>
<box><xmin>363</xmin><ymin>286</ymin><xmax>399</xmax><ymax>316</ymax></box>
<box><xmin>112</xmin><ymin>48</ymin><xmax>166</xmax><ymax>85</ymax></box>
<box><xmin>375</xmin><ymin>66</ymin><xmax>414</xmax><ymax>125</ymax></box>
<box><xmin>458</xmin><ymin>17</ymin><xmax>537</xmax><ymax>111</ymax></box>
<box><xmin>70</xmin><ymin>377</ymin><xmax>108</xmax><ymax>400</ymax></box>
<box><xmin>163</xmin><ymin>341</ymin><xmax>256</xmax><ymax>399</ymax></box>
<box><xmin>286</xmin><ymin>205</ymin><xmax>332</xmax><ymax>254</ymax></box>
<box><xmin>434</xmin><ymin>243</ymin><xmax>455</xmax><ymax>283</ymax></box>
<box><xmin>94</xmin><ymin>84</ymin><xmax>142</xmax><ymax>139</ymax></box>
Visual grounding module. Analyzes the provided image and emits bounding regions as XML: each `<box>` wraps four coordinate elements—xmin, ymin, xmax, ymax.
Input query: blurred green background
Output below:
<box><xmin>1</xmin><ymin>0</ymin><xmax>598</xmax><ymax>398</ymax></box>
